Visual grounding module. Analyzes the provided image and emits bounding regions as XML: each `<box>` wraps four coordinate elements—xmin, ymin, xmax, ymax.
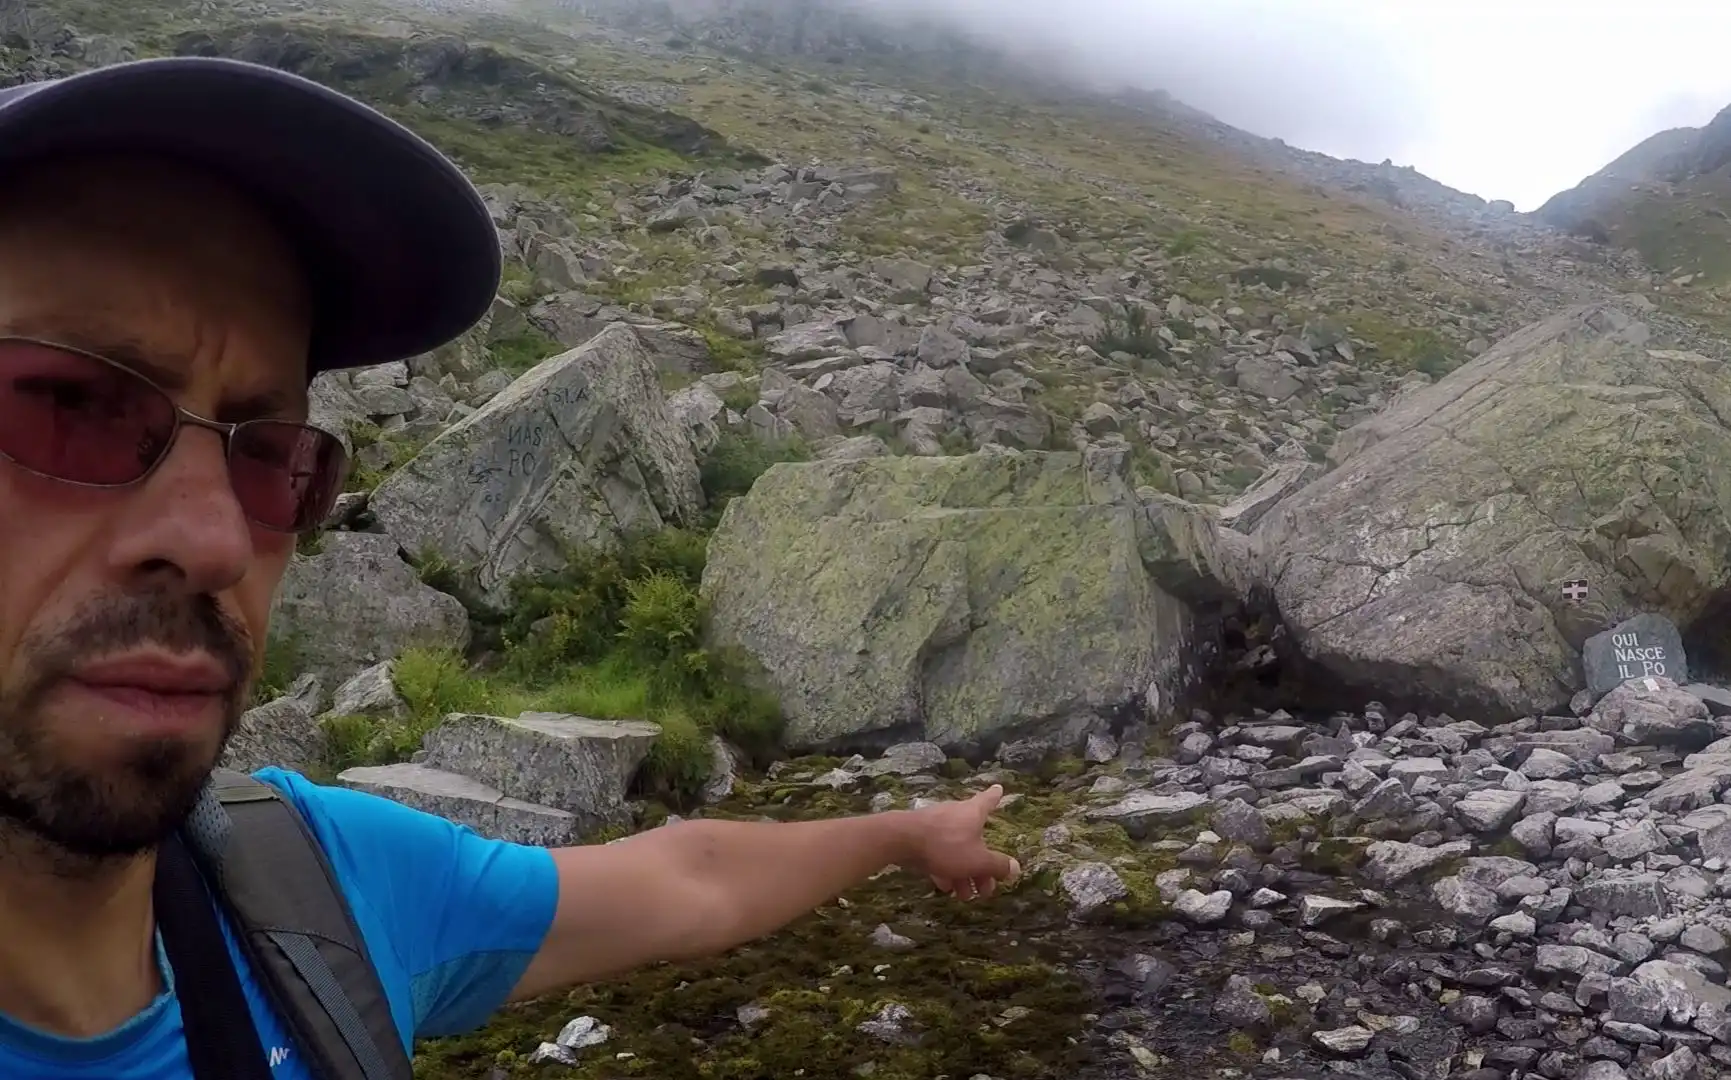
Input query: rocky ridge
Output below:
<box><xmin>1535</xmin><ymin>101</ymin><xmax>1731</xmax><ymax>318</ymax></box>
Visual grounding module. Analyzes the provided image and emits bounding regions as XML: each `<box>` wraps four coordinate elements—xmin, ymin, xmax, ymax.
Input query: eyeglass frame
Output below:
<box><xmin>0</xmin><ymin>334</ymin><xmax>351</xmax><ymax>534</ymax></box>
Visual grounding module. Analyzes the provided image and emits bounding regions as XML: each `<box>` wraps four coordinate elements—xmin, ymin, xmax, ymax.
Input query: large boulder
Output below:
<box><xmin>701</xmin><ymin>448</ymin><xmax>1230</xmax><ymax>754</ymax></box>
<box><xmin>270</xmin><ymin>532</ymin><xmax>471</xmax><ymax>687</ymax></box>
<box><xmin>368</xmin><ymin>323</ymin><xmax>704</xmax><ymax>606</ymax></box>
<box><xmin>222</xmin><ymin>675</ymin><xmax>327</xmax><ymax>775</ymax></box>
<box><xmin>1258</xmin><ymin>303</ymin><xmax>1731</xmax><ymax>721</ymax></box>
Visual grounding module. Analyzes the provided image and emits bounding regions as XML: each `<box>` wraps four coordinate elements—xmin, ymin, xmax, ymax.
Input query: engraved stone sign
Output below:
<box><xmin>1582</xmin><ymin>612</ymin><xmax>1688</xmax><ymax>696</ymax></box>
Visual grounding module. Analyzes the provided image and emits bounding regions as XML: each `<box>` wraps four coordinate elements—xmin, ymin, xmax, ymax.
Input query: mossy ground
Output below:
<box><xmin>413</xmin><ymin>873</ymin><xmax>1094</xmax><ymax>1080</ymax></box>
<box><xmin>399</xmin><ymin>757</ymin><xmax>1409</xmax><ymax>1080</ymax></box>
<box><xmin>410</xmin><ymin>772</ymin><xmax>1119</xmax><ymax>1080</ymax></box>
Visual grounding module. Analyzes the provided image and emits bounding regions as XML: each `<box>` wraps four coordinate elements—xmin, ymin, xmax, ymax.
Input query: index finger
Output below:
<box><xmin>972</xmin><ymin>783</ymin><xmax>1005</xmax><ymax>817</ymax></box>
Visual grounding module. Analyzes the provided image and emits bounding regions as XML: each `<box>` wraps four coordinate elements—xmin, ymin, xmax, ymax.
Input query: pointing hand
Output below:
<box><xmin>904</xmin><ymin>784</ymin><xmax>1021</xmax><ymax>901</ymax></box>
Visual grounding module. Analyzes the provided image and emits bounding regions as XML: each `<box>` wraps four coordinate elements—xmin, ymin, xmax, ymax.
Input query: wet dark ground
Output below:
<box><xmin>1071</xmin><ymin>891</ymin><xmax>1473</xmax><ymax>1080</ymax></box>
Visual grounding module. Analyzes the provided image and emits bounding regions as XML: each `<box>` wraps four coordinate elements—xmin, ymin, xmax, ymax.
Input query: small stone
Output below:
<box><xmin>1060</xmin><ymin>862</ymin><xmax>1128</xmax><ymax>918</ymax></box>
<box><xmin>1433</xmin><ymin>876</ymin><xmax>1501</xmax><ymax>923</ymax></box>
<box><xmin>1601</xmin><ymin>1020</ymin><xmax>1661</xmax><ymax>1045</ymax></box>
<box><xmin>1174</xmin><ymin>888</ymin><xmax>1233</xmax><ymax>925</ymax></box>
<box><xmin>737</xmin><ymin>1004</ymin><xmax>770</xmax><ymax>1028</ymax></box>
<box><xmin>1681</xmin><ymin>923</ymin><xmax>1728</xmax><ymax>955</ymax></box>
<box><xmin>1603</xmin><ymin>821</ymin><xmax>1666</xmax><ymax>862</ymax></box>
<box><xmin>1650</xmin><ymin>1047</ymin><xmax>1699</xmax><ymax>1080</ymax></box>
<box><xmin>1454</xmin><ymin>788</ymin><xmax>1526</xmax><ymax>832</ymax></box>
<box><xmin>1489</xmin><ymin>911</ymin><xmax>1537</xmax><ymax>937</ymax></box>
<box><xmin>1298</xmin><ymin>894</ymin><xmax>1362</xmax><ymax>927</ymax></box>
<box><xmin>857</xmin><ymin>1002</ymin><xmax>918</xmax><ymax>1046</ymax></box>
<box><xmin>1312</xmin><ymin>1025</ymin><xmax>1374</xmax><ymax>1056</ymax></box>
<box><xmin>870</xmin><ymin>924</ymin><xmax>916</xmax><ymax>951</ymax></box>
<box><xmin>1522</xmin><ymin>748</ymin><xmax>1579</xmax><ymax>779</ymax></box>
<box><xmin>1083</xmin><ymin>732</ymin><xmax>1119</xmax><ymax>763</ymax></box>
<box><xmin>555</xmin><ymin>1015</ymin><xmax>610</xmax><ymax>1050</ymax></box>
<box><xmin>1445</xmin><ymin>995</ymin><xmax>1499</xmax><ymax>1034</ymax></box>
<box><xmin>1212</xmin><ymin>974</ymin><xmax>1273</xmax><ymax>1027</ymax></box>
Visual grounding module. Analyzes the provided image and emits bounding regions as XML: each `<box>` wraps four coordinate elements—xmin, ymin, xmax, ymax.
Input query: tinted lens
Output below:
<box><xmin>229</xmin><ymin>420</ymin><xmax>349</xmax><ymax>533</ymax></box>
<box><xmin>0</xmin><ymin>339</ymin><xmax>178</xmax><ymax>485</ymax></box>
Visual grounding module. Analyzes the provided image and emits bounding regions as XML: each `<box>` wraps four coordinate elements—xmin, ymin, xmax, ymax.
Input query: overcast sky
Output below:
<box><xmin>852</xmin><ymin>0</ymin><xmax>1731</xmax><ymax>211</ymax></box>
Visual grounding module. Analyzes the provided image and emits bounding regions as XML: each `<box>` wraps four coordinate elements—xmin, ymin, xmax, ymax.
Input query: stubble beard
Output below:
<box><xmin>0</xmin><ymin>587</ymin><xmax>253</xmax><ymax>868</ymax></box>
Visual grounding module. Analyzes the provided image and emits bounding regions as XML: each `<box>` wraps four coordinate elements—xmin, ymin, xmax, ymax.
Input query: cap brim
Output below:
<box><xmin>0</xmin><ymin>56</ymin><xmax>502</xmax><ymax>375</ymax></box>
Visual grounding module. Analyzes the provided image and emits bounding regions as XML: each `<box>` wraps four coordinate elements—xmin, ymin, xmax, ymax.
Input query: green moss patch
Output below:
<box><xmin>415</xmin><ymin>777</ymin><xmax>1105</xmax><ymax>1080</ymax></box>
<box><xmin>416</xmin><ymin>869</ymin><xmax>1094</xmax><ymax>1079</ymax></box>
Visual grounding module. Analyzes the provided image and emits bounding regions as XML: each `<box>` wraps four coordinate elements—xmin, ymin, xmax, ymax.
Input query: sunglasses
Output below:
<box><xmin>0</xmin><ymin>336</ymin><xmax>349</xmax><ymax>533</ymax></box>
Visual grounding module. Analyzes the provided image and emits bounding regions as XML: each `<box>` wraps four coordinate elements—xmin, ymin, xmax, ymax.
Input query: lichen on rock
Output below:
<box><xmin>1261</xmin><ymin>302</ymin><xmax>1731</xmax><ymax>721</ymax></box>
<box><xmin>700</xmin><ymin>450</ymin><xmax>1208</xmax><ymax>755</ymax></box>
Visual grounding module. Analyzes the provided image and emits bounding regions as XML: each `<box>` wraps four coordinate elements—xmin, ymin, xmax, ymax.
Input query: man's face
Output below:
<box><xmin>0</xmin><ymin>156</ymin><xmax>312</xmax><ymax>860</ymax></box>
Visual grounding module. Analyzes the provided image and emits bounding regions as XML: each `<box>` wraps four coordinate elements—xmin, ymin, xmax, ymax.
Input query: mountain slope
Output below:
<box><xmin>4</xmin><ymin>0</ymin><xmax>1713</xmax><ymax>499</ymax></box>
<box><xmin>1538</xmin><ymin>103</ymin><xmax>1731</xmax><ymax>295</ymax></box>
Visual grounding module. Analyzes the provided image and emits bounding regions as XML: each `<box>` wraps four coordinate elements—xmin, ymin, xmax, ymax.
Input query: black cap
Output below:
<box><xmin>0</xmin><ymin>56</ymin><xmax>503</xmax><ymax>376</ymax></box>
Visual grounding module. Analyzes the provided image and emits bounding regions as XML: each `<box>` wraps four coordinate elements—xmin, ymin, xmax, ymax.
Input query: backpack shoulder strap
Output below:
<box><xmin>180</xmin><ymin>768</ymin><xmax>414</xmax><ymax>1080</ymax></box>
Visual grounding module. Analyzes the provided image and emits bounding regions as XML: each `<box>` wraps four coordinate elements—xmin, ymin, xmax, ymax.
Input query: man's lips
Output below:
<box><xmin>69</xmin><ymin>653</ymin><xmax>235</xmax><ymax>696</ymax></box>
<box><xmin>62</xmin><ymin>652</ymin><xmax>237</xmax><ymax>735</ymax></box>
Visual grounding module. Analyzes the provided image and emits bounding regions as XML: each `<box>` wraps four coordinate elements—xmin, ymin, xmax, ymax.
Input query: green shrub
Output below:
<box><xmin>1094</xmin><ymin>306</ymin><xmax>1165</xmax><ymax>359</ymax></box>
<box><xmin>252</xmin><ymin>630</ymin><xmax>305</xmax><ymax>706</ymax></box>
<box><xmin>718</xmin><ymin>382</ymin><xmax>760</xmax><ymax>413</ymax></box>
<box><xmin>490</xmin><ymin>526</ymin><xmax>783</xmax><ymax>802</ymax></box>
<box><xmin>1230</xmin><ymin>264</ymin><xmax>1310</xmax><ymax>290</ymax></box>
<box><xmin>488</xmin><ymin>330</ymin><xmax>564</xmax><ymax>375</ymax></box>
<box><xmin>1165</xmin><ymin>230</ymin><xmax>1203</xmax><ymax>256</ymax></box>
<box><xmin>343</xmin><ymin>422</ymin><xmax>430</xmax><ymax>493</ymax></box>
<box><xmin>500</xmin><ymin>528</ymin><xmax>709</xmax><ymax>672</ymax></box>
<box><xmin>317</xmin><ymin>435</ymin><xmax>797</xmax><ymax>804</ymax></box>
<box><xmin>317</xmin><ymin>647</ymin><xmax>501</xmax><ymax>773</ymax></box>
<box><xmin>698</xmin><ymin>432</ymin><xmax>810</xmax><ymax>514</ymax></box>
<box><xmin>1402</xmin><ymin>331</ymin><xmax>1458</xmax><ymax>377</ymax></box>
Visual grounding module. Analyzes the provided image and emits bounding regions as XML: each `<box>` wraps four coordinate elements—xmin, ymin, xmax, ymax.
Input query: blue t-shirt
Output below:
<box><xmin>0</xmin><ymin>767</ymin><xmax>561</xmax><ymax>1079</ymax></box>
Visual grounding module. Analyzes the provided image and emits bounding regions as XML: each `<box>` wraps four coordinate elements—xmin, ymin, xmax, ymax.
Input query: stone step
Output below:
<box><xmin>337</xmin><ymin>762</ymin><xmax>579</xmax><ymax>847</ymax></box>
<box><xmin>421</xmin><ymin>711</ymin><xmax>661</xmax><ymax>831</ymax></box>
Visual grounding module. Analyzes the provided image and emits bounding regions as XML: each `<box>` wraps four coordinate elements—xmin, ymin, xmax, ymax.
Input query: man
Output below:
<box><xmin>0</xmin><ymin>57</ymin><xmax>1020</xmax><ymax>1078</ymax></box>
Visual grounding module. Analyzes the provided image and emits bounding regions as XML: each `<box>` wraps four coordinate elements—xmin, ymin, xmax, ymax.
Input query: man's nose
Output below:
<box><xmin>106</xmin><ymin>423</ymin><xmax>252</xmax><ymax>594</ymax></box>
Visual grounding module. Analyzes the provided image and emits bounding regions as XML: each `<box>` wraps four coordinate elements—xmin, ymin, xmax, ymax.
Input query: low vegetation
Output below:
<box><xmin>488</xmin><ymin>329</ymin><xmax>567</xmax><ymax>375</ymax></box>
<box><xmin>302</xmin><ymin>432</ymin><xmax>809</xmax><ymax>805</ymax></box>
<box><xmin>413</xmin><ymin>761</ymin><xmax>1130</xmax><ymax>1080</ymax></box>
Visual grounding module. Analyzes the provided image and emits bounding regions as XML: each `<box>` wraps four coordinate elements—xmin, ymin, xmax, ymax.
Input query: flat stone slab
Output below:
<box><xmin>421</xmin><ymin>712</ymin><xmax>660</xmax><ymax>830</ymax></box>
<box><xmin>1084</xmin><ymin>791</ymin><xmax>1210</xmax><ymax>839</ymax></box>
<box><xmin>337</xmin><ymin>762</ymin><xmax>579</xmax><ymax>847</ymax></box>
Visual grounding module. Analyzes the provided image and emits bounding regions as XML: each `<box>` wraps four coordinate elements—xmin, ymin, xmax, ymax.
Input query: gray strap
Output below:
<box><xmin>268</xmin><ymin>931</ymin><xmax>397</xmax><ymax>1080</ymax></box>
<box><xmin>185</xmin><ymin>770</ymin><xmax>414</xmax><ymax>1080</ymax></box>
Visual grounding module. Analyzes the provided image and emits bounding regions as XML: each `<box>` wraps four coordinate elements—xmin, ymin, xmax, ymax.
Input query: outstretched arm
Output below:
<box><xmin>508</xmin><ymin>785</ymin><xmax>1018</xmax><ymax>1001</ymax></box>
